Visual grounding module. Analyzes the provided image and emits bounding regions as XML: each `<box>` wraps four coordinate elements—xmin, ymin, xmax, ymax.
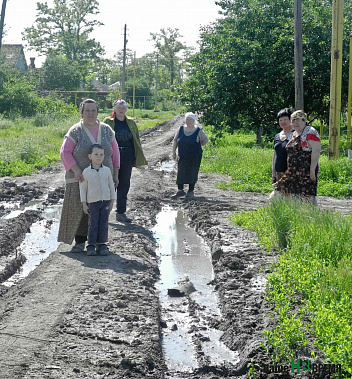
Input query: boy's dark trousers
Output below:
<box><xmin>88</xmin><ymin>200</ymin><xmax>110</xmax><ymax>245</ymax></box>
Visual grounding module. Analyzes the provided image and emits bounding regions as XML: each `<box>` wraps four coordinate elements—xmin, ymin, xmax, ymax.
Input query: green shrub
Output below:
<box><xmin>232</xmin><ymin>199</ymin><xmax>352</xmax><ymax>376</ymax></box>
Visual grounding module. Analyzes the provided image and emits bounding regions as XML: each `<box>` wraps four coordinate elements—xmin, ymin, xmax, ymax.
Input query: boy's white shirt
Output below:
<box><xmin>79</xmin><ymin>164</ymin><xmax>116</xmax><ymax>204</ymax></box>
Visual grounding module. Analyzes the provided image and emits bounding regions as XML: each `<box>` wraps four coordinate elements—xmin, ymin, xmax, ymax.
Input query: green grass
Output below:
<box><xmin>201</xmin><ymin>127</ymin><xmax>352</xmax><ymax>197</ymax></box>
<box><xmin>232</xmin><ymin>198</ymin><xmax>352</xmax><ymax>376</ymax></box>
<box><xmin>0</xmin><ymin>110</ymin><xmax>181</xmax><ymax>177</ymax></box>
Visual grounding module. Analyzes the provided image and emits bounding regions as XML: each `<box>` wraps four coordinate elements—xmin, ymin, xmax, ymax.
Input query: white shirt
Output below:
<box><xmin>79</xmin><ymin>164</ymin><xmax>116</xmax><ymax>204</ymax></box>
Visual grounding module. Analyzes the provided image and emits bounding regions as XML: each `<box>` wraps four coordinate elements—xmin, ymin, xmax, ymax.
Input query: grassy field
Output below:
<box><xmin>233</xmin><ymin>198</ymin><xmax>352</xmax><ymax>377</ymax></box>
<box><xmin>0</xmin><ymin>110</ymin><xmax>181</xmax><ymax>177</ymax></box>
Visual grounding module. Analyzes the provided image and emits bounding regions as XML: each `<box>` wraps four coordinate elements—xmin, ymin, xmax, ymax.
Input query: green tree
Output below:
<box><xmin>150</xmin><ymin>28</ymin><xmax>186</xmax><ymax>87</ymax></box>
<box><xmin>41</xmin><ymin>55</ymin><xmax>81</xmax><ymax>91</ymax></box>
<box><xmin>181</xmin><ymin>0</ymin><xmax>352</xmax><ymax>143</ymax></box>
<box><xmin>22</xmin><ymin>0</ymin><xmax>105</xmax><ymax>76</ymax></box>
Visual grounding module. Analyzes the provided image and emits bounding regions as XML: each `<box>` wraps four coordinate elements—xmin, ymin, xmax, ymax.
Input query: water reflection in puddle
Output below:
<box><xmin>156</xmin><ymin>160</ymin><xmax>176</xmax><ymax>172</ymax></box>
<box><xmin>153</xmin><ymin>206</ymin><xmax>239</xmax><ymax>373</ymax></box>
<box><xmin>2</xmin><ymin>204</ymin><xmax>62</xmax><ymax>287</ymax></box>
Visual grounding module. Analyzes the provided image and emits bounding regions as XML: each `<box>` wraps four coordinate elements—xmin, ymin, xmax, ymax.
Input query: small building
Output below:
<box><xmin>0</xmin><ymin>44</ymin><xmax>28</xmax><ymax>73</ymax></box>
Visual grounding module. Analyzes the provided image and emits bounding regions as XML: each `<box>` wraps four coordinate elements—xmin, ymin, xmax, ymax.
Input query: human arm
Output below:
<box><xmin>307</xmin><ymin>140</ymin><xmax>321</xmax><ymax>180</ymax></box>
<box><xmin>60</xmin><ymin>137</ymin><xmax>84</xmax><ymax>182</ymax></box>
<box><xmin>82</xmin><ymin>202</ymin><xmax>89</xmax><ymax>215</ymax></box>
<box><xmin>113</xmin><ymin>167</ymin><xmax>119</xmax><ymax>187</ymax></box>
<box><xmin>198</xmin><ymin>129</ymin><xmax>209</xmax><ymax>146</ymax></box>
<box><xmin>109</xmin><ymin>200</ymin><xmax>114</xmax><ymax>212</ymax></box>
<box><xmin>172</xmin><ymin>139</ymin><xmax>178</xmax><ymax>160</ymax></box>
<box><xmin>272</xmin><ymin>151</ymin><xmax>277</xmax><ymax>183</ymax></box>
<box><xmin>79</xmin><ymin>176</ymin><xmax>89</xmax><ymax>213</ymax></box>
<box><xmin>111</xmin><ymin>138</ymin><xmax>120</xmax><ymax>186</ymax></box>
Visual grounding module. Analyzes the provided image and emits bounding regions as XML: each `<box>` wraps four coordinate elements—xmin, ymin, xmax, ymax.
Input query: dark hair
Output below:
<box><xmin>277</xmin><ymin>108</ymin><xmax>293</xmax><ymax>121</ymax></box>
<box><xmin>89</xmin><ymin>143</ymin><xmax>104</xmax><ymax>154</ymax></box>
<box><xmin>80</xmin><ymin>98</ymin><xmax>99</xmax><ymax>113</ymax></box>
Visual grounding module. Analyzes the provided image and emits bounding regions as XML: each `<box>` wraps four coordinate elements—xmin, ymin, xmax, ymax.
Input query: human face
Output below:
<box><xmin>82</xmin><ymin>103</ymin><xmax>98</xmax><ymax>127</ymax></box>
<box><xmin>114</xmin><ymin>105</ymin><xmax>128</xmax><ymax>120</ymax></box>
<box><xmin>89</xmin><ymin>147</ymin><xmax>104</xmax><ymax>168</ymax></box>
<box><xmin>185</xmin><ymin>117</ymin><xmax>195</xmax><ymax>128</ymax></box>
<box><xmin>291</xmin><ymin>118</ymin><xmax>306</xmax><ymax>135</ymax></box>
<box><xmin>278</xmin><ymin>116</ymin><xmax>291</xmax><ymax>131</ymax></box>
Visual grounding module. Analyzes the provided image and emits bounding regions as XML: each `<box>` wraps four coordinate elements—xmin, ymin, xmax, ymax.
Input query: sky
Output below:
<box><xmin>2</xmin><ymin>0</ymin><xmax>222</xmax><ymax>67</ymax></box>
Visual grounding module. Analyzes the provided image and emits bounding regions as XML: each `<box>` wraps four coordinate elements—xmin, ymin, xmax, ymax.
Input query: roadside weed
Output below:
<box><xmin>232</xmin><ymin>198</ymin><xmax>352</xmax><ymax>375</ymax></box>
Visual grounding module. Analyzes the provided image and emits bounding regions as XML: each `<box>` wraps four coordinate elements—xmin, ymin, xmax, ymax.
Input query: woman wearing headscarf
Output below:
<box><xmin>171</xmin><ymin>112</ymin><xmax>209</xmax><ymax>199</ymax></box>
<box><xmin>103</xmin><ymin>99</ymin><xmax>147</xmax><ymax>223</ymax></box>
<box><xmin>274</xmin><ymin>110</ymin><xmax>321</xmax><ymax>203</ymax></box>
<box><xmin>58</xmin><ymin>99</ymin><xmax>120</xmax><ymax>252</ymax></box>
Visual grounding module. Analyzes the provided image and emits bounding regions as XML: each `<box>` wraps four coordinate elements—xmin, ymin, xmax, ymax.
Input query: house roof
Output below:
<box><xmin>1</xmin><ymin>44</ymin><xmax>27</xmax><ymax>66</ymax></box>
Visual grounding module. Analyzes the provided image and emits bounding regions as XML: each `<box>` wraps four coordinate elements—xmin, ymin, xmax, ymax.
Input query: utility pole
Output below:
<box><xmin>294</xmin><ymin>0</ymin><xmax>304</xmax><ymax>110</ymax></box>
<box><xmin>347</xmin><ymin>33</ymin><xmax>352</xmax><ymax>151</ymax></box>
<box><xmin>329</xmin><ymin>0</ymin><xmax>344</xmax><ymax>159</ymax></box>
<box><xmin>0</xmin><ymin>0</ymin><xmax>8</xmax><ymax>50</ymax></box>
<box><xmin>132</xmin><ymin>51</ymin><xmax>136</xmax><ymax>117</ymax></box>
<box><xmin>121</xmin><ymin>24</ymin><xmax>127</xmax><ymax>101</ymax></box>
<box><xmin>154</xmin><ymin>54</ymin><xmax>159</xmax><ymax>111</ymax></box>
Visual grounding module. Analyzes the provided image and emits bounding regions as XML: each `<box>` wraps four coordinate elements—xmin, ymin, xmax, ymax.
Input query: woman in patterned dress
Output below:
<box><xmin>274</xmin><ymin>110</ymin><xmax>321</xmax><ymax>204</ymax></box>
<box><xmin>58</xmin><ymin>99</ymin><xmax>120</xmax><ymax>252</ymax></box>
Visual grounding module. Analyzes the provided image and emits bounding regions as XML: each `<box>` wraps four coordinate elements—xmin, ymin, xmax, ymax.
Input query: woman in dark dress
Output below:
<box><xmin>103</xmin><ymin>99</ymin><xmax>147</xmax><ymax>222</ymax></box>
<box><xmin>272</xmin><ymin>108</ymin><xmax>294</xmax><ymax>183</ymax></box>
<box><xmin>171</xmin><ymin>112</ymin><xmax>209</xmax><ymax>199</ymax></box>
<box><xmin>274</xmin><ymin>110</ymin><xmax>321</xmax><ymax>204</ymax></box>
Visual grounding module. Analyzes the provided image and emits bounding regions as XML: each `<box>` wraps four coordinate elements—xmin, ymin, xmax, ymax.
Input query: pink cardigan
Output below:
<box><xmin>60</xmin><ymin>127</ymin><xmax>120</xmax><ymax>171</ymax></box>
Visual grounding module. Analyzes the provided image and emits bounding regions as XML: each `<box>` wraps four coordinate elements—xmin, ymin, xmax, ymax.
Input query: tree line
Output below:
<box><xmin>1</xmin><ymin>0</ymin><xmax>352</xmax><ymax>138</ymax></box>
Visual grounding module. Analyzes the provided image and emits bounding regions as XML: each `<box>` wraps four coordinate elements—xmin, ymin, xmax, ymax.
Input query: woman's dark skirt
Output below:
<box><xmin>176</xmin><ymin>154</ymin><xmax>202</xmax><ymax>185</ymax></box>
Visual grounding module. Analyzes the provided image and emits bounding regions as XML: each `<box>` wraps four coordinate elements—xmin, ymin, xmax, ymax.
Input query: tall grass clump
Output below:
<box><xmin>232</xmin><ymin>198</ymin><xmax>352</xmax><ymax>376</ymax></box>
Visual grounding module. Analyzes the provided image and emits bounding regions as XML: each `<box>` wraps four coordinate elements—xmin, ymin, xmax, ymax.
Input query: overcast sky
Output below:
<box><xmin>2</xmin><ymin>0</ymin><xmax>222</xmax><ymax>66</ymax></box>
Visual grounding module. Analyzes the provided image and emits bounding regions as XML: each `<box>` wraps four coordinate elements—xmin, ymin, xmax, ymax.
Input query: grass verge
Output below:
<box><xmin>232</xmin><ymin>198</ymin><xmax>352</xmax><ymax>376</ymax></box>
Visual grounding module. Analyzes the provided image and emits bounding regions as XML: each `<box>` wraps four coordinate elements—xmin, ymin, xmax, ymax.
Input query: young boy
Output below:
<box><xmin>79</xmin><ymin>144</ymin><xmax>117</xmax><ymax>256</ymax></box>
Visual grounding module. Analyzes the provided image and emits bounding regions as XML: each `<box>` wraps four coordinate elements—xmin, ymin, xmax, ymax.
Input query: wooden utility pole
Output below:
<box><xmin>347</xmin><ymin>33</ymin><xmax>352</xmax><ymax>151</ymax></box>
<box><xmin>328</xmin><ymin>0</ymin><xmax>344</xmax><ymax>159</ymax></box>
<box><xmin>121</xmin><ymin>24</ymin><xmax>127</xmax><ymax>101</ymax></box>
<box><xmin>0</xmin><ymin>0</ymin><xmax>7</xmax><ymax>50</ymax></box>
<box><xmin>294</xmin><ymin>0</ymin><xmax>304</xmax><ymax>110</ymax></box>
<box><xmin>132</xmin><ymin>52</ymin><xmax>136</xmax><ymax>117</ymax></box>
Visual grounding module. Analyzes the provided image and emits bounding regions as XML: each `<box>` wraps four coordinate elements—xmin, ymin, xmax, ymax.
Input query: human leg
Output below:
<box><xmin>116</xmin><ymin>149</ymin><xmax>134</xmax><ymax>216</ymax></box>
<box><xmin>96</xmin><ymin>201</ymin><xmax>110</xmax><ymax>245</ymax></box>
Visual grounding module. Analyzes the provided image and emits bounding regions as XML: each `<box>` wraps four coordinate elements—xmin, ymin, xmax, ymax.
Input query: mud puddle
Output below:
<box><xmin>1</xmin><ymin>201</ymin><xmax>62</xmax><ymax>287</ymax></box>
<box><xmin>153</xmin><ymin>205</ymin><xmax>239</xmax><ymax>376</ymax></box>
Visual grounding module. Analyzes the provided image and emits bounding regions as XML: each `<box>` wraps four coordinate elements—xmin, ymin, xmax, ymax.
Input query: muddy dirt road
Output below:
<box><xmin>0</xmin><ymin>115</ymin><xmax>350</xmax><ymax>379</ymax></box>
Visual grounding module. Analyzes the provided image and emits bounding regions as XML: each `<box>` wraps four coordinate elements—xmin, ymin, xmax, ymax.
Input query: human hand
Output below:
<box><xmin>172</xmin><ymin>153</ymin><xmax>177</xmax><ymax>160</ymax></box>
<box><xmin>73</xmin><ymin>168</ymin><xmax>84</xmax><ymax>182</ymax></box>
<box><xmin>82</xmin><ymin>203</ymin><xmax>89</xmax><ymax>214</ymax></box>
<box><xmin>310</xmin><ymin>169</ymin><xmax>316</xmax><ymax>181</ymax></box>
<box><xmin>113</xmin><ymin>177</ymin><xmax>119</xmax><ymax>188</ymax></box>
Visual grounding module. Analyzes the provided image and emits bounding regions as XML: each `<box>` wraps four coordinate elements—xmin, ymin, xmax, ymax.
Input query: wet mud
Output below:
<box><xmin>0</xmin><ymin>115</ymin><xmax>349</xmax><ymax>378</ymax></box>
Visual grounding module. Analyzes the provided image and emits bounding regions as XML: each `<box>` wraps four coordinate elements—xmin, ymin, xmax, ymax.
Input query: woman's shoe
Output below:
<box><xmin>116</xmin><ymin>213</ymin><xmax>132</xmax><ymax>223</ymax></box>
<box><xmin>70</xmin><ymin>243</ymin><xmax>85</xmax><ymax>253</ymax></box>
<box><xmin>171</xmin><ymin>190</ymin><xmax>186</xmax><ymax>199</ymax></box>
<box><xmin>185</xmin><ymin>191</ymin><xmax>194</xmax><ymax>198</ymax></box>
